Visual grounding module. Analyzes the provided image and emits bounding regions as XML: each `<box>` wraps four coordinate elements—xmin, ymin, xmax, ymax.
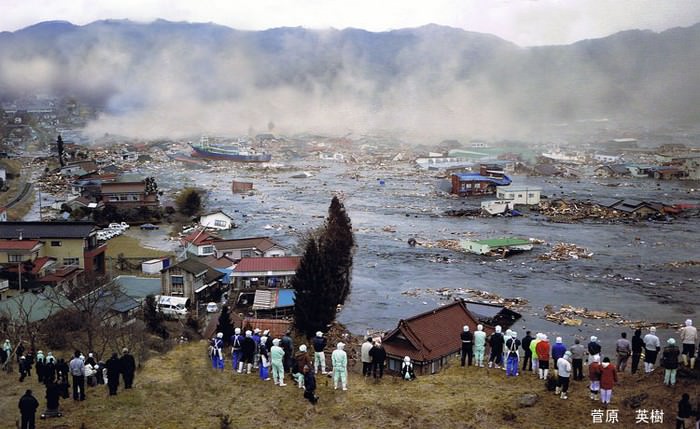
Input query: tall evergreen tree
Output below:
<box><xmin>292</xmin><ymin>237</ymin><xmax>337</xmax><ymax>337</ymax></box>
<box><xmin>56</xmin><ymin>134</ymin><xmax>65</xmax><ymax>167</ymax></box>
<box><xmin>215</xmin><ymin>305</ymin><xmax>234</xmax><ymax>343</ymax></box>
<box><xmin>322</xmin><ymin>196</ymin><xmax>356</xmax><ymax>304</ymax></box>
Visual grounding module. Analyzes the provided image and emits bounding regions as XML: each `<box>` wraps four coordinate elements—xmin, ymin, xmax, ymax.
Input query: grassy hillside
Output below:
<box><xmin>1</xmin><ymin>341</ymin><xmax>697</xmax><ymax>428</ymax></box>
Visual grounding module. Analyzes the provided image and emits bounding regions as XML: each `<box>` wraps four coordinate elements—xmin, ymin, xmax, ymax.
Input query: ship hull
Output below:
<box><xmin>190</xmin><ymin>145</ymin><xmax>272</xmax><ymax>162</ymax></box>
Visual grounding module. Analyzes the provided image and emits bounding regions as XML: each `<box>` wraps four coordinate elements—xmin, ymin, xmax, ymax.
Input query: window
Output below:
<box><xmin>214</xmin><ymin>219</ymin><xmax>227</xmax><ymax>228</ymax></box>
<box><xmin>528</xmin><ymin>193</ymin><xmax>535</xmax><ymax>198</ymax></box>
<box><xmin>129</xmin><ymin>195</ymin><xmax>139</xmax><ymax>201</ymax></box>
<box><xmin>517</xmin><ymin>194</ymin><xmax>523</xmax><ymax>198</ymax></box>
<box><xmin>8</xmin><ymin>254</ymin><xmax>25</xmax><ymax>263</ymax></box>
<box><xmin>63</xmin><ymin>257</ymin><xmax>80</xmax><ymax>266</ymax></box>
<box><xmin>119</xmin><ymin>195</ymin><xmax>128</xmax><ymax>201</ymax></box>
<box><xmin>51</xmin><ymin>241</ymin><xmax>62</xmax><ymax>247</ymax></box>
<box><xmin>241</xmin><ymin>249</ymin><xmax>253</xmax><ymax>258</ymax></box>
<box><xmin>201</xmin><ymin>246</ymin><xmax>214</xmax><ymax>255</ymax></box>
<box><xmin>171</xmin><ymin>275</ymin><xmax>184</xmax><ymax>295</ymax></box>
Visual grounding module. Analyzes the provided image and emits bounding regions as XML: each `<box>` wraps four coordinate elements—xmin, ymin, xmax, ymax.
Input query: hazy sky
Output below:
<box><xmin>1</xmin><ymin>0</ymin><xmax>699</xmax><ymax>46</ymax></box>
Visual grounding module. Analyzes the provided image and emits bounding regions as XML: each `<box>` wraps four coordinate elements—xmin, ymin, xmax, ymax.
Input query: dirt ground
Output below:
<box><xmin>1</xmin><ymin>341</ymin><xmax>697</xmax><ymax>428</ymax></box>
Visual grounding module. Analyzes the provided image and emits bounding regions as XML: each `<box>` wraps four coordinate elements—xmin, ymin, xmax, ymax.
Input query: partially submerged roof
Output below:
<box><xmin>452</xmin><ymin>173</ymin><xmax>512</xmax><ymax>186</ymax></box>
<box><xmin>382</xmin><ymin>300</ymin><xmax>491</xmax><ymax>363</ymax></box>
<box><xmin>0</xmin><ymin>222</ymin><xmax>97</xmax><ymax>239</ymax></box>
<box><xmin>463</xmin><ymin>300</ymin><xmax>521</xmax><ymax>328</ymax></box>
<box><xmin>471</xmin><ymin>238</ymin><xmax>531</xmax><ymax>247</ymax></box>
<box><xmin>100</xmin><ymin>181</ymin><xmax>146</xmax><ymax>193</ymax></box>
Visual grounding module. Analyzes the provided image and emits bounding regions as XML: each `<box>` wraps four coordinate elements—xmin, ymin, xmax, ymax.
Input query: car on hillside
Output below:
<box><xmin>140</xmin><ymin>223</ymin><xmax>159</xmax><ymax>230</ymax></box>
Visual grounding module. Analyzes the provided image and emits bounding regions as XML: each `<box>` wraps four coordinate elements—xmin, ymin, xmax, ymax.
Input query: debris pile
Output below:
<box><xmin>536</xmin><ymin>200</ymin><xmax>623</xmax><ymax>222</ymax></box>
<box><xmin>538</xmin><ymin>242</ymin><xmax>593</xmax><ymax>261</ymax></box>
<box><xmin>402</xmin><ymin>287</ymin><xmax>528</xmax><ymax>309</ymax></box>
<box><xmin>35</xmin><ymin>173</ymin><xmax>71</xmax><ymax>196</ymax></box>
<box><xmin>666</xmin><ymin>260</ymin><xmax>700</xmax><ymax>268</ymax></box>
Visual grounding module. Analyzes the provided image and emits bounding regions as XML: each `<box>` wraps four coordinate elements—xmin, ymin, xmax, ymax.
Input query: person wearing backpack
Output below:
<box><xmin>505</xmin><ymin>331</ymin><xmax>521</xmax><ymax>377</ymax></box>
<box><xmin>401</xmin><ymin>356</ymin><xmax>416</xmax><ymax>381</ymax></box>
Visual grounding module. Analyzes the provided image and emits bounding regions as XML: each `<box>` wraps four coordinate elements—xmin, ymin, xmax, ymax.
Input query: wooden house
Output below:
<box><xmin>382</xmin><ymin>300</ymin><xmax>492</xmax><ymax>375</ymax></box>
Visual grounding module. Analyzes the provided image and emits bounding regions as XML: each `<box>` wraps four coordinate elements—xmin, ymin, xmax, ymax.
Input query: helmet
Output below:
<box><xmin>245</xmin><ymin>330</ymin><xmax>252</xmax><ymax>337</ymax></box>
<box><xmin>234</xmin><ymin>328</ymin><xmax>241</xmax><ymax>335</ymax></box>
<box><xmin>299</xmin><ymin>345</ymin><xmax>307</xmax><ymax>352</ymax></box>
<box><xmin>477</xmin><ymin>324</ymin><xmax>483</xmax><ymax>331</ymax></box>
<box><xmin>495</xmin><ymin>325</ymin><xmax>502</xmax><ymax>333</ymax></box>
<box><xmin>463</xmin><ymin>325</ymin><xmax>469</xmax><ymax>332</ymax></box>
<box><xmin>216</xmin><ymin>332</ymin><xmax>223</xmax><ymax>339</ymax></box>
<box><xmin>316</xmin><ymin>331</ymin><xmax>323</xmax><ymax>337</ymax></box>
<box><xmin>337</xmin><ymin>342</ymin><xmax>345</xmax><ymax>350</ymax></box>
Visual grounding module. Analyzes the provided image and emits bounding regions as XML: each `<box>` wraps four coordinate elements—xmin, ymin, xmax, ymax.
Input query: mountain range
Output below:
<box><xmin>1</xmin><ymin>20</ymin><xmax>699</xmax><ymax>139</ymax></box>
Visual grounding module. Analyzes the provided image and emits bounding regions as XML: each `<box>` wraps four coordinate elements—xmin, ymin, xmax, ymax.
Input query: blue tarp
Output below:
<box><xmin>277</xmin><ymin>289</ymin><xmax>296</xmax><ymax>307</ymax></box>
<box><xmin>453</xmin><ymin>173</ymin><xmax>512</xmax><ymax>186</ymax></box>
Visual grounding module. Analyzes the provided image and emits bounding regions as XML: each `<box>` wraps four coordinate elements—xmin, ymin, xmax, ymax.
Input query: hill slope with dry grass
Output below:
<box><xmin>1</xmin><ymin>341</ymin><xmax>697</xmax><ymax>428</ymax></box>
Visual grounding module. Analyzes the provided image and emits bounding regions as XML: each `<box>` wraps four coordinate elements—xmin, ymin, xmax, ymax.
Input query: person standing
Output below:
<box><xmin>210</xmin><ymin>333</ymin><xmax>224</xmax><ymax>370</ymax></box>
<box><xmin>69</xmin><ymin>351</ymin><xmax>86</xmax><ymax>401</ymax></box>
<box><xmin>259</xmin><ymin>336</ymin><xmax>270</xmax><ymax>381</ymax></box>
<box><xmin>530</xmin><ymin>333</ymin><xmax>542</xmax><ymax>374</ymax></box>
<box><xmin>120</xmin><ymin>348</ymin><xmax>136</xmax><ymax>389</ymax></box>
<box><xmin>589</xmin><ymin>355</ymin><xmax>602</xmax><ymax>401</ymax></box>
<box><xmin>570</xmin><ymin>339</ymin><xmax>586</xmax><ymax>381</ymax></box>
<box><xmin>676</xmin><ymin>393</ymin><xmax>692</xmax><ymax>429</ymax></box>
<box><xmin>230</xmin><ymin>328</ymin><xmax>243</xmax><ymax>372</ymax></box>
<box><xmin>241</xmin><ymin>330</ymin><xmax>256</xmax><ymax>374</ymax></box>
<box><xmin>281</xmin><ymin>331</ymin><xmax>294</xmax><ymax>374</ymax></box>
<box><xmin>19</xmin><ymin>355</ymin><xmax>29</xmax><ymax>382</ymax></box>
<box><xmin>473</xmin><ymin>325</ymin><xmax>487</xmax><ymax>368</ymax></box>
<box><xmin>556</xmin><ymin>351</ymin><xmax>573</xmax><ymax>400</ymax></box>
<box><xmin>521</xmin><ymin>331</ymin><xmax>534</xmax><ymax>372</ymax></box>
<box><xmin>679</xmin><ymin>319</ymin><xmax>697</xmax><ymax>369</ymax></box>
<box><xmin>662</xmin><ymin>338</ymin><xmax>681</xmax><ymax>387</ymax></box>
<box><xmin>270</xmin><ymin>338</ymin><xmax>286</xmax><ymax>386</ymax></box>
<box><xmin>360</xmin><ymin>337</ymin><xmax>373</xmax><ymax>377</ymax></box>
<box><xmin>332</xmin><ymin>342</ymin><xmax>348</xmax><ymax>391</ymax></box>
<box><xmin>369</xmin><ymin>339</ymin><xmax>386</xmax><ymax>379</ymax></box>
<box><xmin>35</xmin><ymin>350</ymin><xmax>45</xmax><ymax>383</ymax></box>
<box><xmin>535</xmin><ymin>335</ymin><xmax>551</xmax><ymax>380</ymax></box>
<box><xmin>631</xmin><ymin>329</ymin><xmax>644</xmax><ymax>374</ymax></box>
<box><xmin>303</xmin><ymin>365</ymin><xmax>318</xmax><ymax>405</ymax></box>
<box><xmin>644</xmin><ymin>326</ymin><xmax>661</xmax><ymax>374</ymax></box>
<box><xmin>616</xmin><ymin>332</ymin><xmax>632</xmax><ymax>372</ymax></box>
<box><xmin>106</xmin><ymin>353</ymin><xmax>121</xmax><ymax>396</ymax></box>
<box><xmin>18</xmin><ymin>389</ymin><xmax>39</xmax><ymax>429</ymax></box>
<box><xmin>460</xmin><ymin>325</ymin><xmax>474</xmax><ymax>367</ymax></box>
<box><xmin>587</xmin><ymin>336</ymin><xmax>602</xmax><ymax>365</ymax></box>
<box><xmin>312</xmin><ymin>331</ymin><xmax>328</xmax><ymax>375</ymax></box>
<box><xmin>505</xmin><ymin>331</ymin><xmax>521</xmax><ymax>377</ymax></box>
<box><xmin>252</xmin><ymin>329</ymin><xmax>262</xmax><ymax>369</ymax></box>
<box><xmin>599</xmin><ymin>357</ymin><xmax>618</xmax><ymax>406</ymax></box>
<box><xmin>551</xmin><ymin>337</ymin><xmax>566</xmax><ymax>376</ymax></box>
<box><xmin>488</xmin><ymin>326</ymin><xmax>505</xmax><ymax>369</ymax></box>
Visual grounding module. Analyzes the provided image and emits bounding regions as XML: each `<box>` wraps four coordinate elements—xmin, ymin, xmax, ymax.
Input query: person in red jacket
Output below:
<box><xmin>588</xmin><ymin>355</ymin><xmax>602</xmax><ymax>401</ymax></box>
<box><xmin>535</xmin><ymin>334</ymin><xmax>551</xmax><ymax>380</ymax></box>
<box><xmin>599</xmin><ymin>357</ymin><xmax>618</xmax><ymax>406</ymax></box>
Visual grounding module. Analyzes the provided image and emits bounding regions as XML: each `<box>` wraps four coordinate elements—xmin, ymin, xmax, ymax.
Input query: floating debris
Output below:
<box><xmin>538</xmin><ymin>242</ymin><xmax>593</xmax><ymax>261</ymax></box>
<box><xmin>401</xmin><ymin>287</ymin><xmax>528</xmax><ymax>309</ymax></box>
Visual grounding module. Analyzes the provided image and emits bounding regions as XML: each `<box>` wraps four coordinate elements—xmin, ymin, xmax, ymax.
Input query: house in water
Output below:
<box><xmin>198</xmin><ymin>210</ymin><xmax>235</xmax><ymax>231</ymax></box>
<box><xmin>382</xmin><ymin>300</ymin><xmax>492</xmax><ymax>375</ymax></box>
<box><xmin>594</xmin><ymin>164</ymin><xmax>631</xmax><ymax>178</ymax></box>
<box><xmin>596</xmin><ymin>199</ymin><xmax>666</xmax><ymax>218</ymax></box>
<box><xmin>450</xmin><ymin>165</ymin><xmax>512</xmax><ymax>196</ymax></box>
<box><xmin>461</xmin><ymin>238</ymin><xmax>533</xmax><ymax>256</ymax></box>
<box><xmin>213</xmin><ymin>237</ymin><xmax>286</xmax><ymax>260</ymax></box>
<box><xmin>251</xmin><ymin>288</ymin><xmax>295</xmax><ymax>317</ymax></box>
<box><xmin>160</xmin><ymin>257</ymin><xmax>224</xmax><ymax>305</ymax></box>
<box><xmin>495</xmin><ymin>186</ymin><xmax>542</xmax><ymax>205</ymax></box>
<box><xmin>231</xmin><ymin>256</ymin><xmax>301</xmax><ymax>290</ymax></box>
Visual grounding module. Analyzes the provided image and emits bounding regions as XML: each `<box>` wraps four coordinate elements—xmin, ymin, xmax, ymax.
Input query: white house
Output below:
<box><xmin>199</xmin><ymin>210</ymin><xmax>235</xmax><ymax>230</ymax></box>
<box><xmin>213</xmin><ymin>237</ymin><xmax>286</xmax><ymax>260</ymax></box>
<box><xmin>495</xmin><ymin>186</ymin><xmax>542</xmax><ymax>205</ymax></box>
<box><xmin>593</xmin><ymin>153</ymin><xmax>624</xmax><ymax>163</ymax></box>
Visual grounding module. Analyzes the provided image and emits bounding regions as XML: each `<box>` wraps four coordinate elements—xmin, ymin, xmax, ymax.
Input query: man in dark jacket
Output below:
<box><xmin>521</xmin><ymin>331</ymin><xmax>533</xmax><ymax>372</ymax></box>
<box><xmin>281</xmin><ymin>331</ymin><xmax>294</xmax><ymax>373</ymax></box>
<box><xmin>312</xmin><ymin>331</ymin><xmax>327</xmax><ymax>374</ymax></box>
<box><xmin>488</xmin><ymin>326</ymin><xmax>505</xmax><ymax>369</ymax></box>
<box><xmin>631</xmin><ymin>329</ymin><xmax>644</xmax><ymax>374</ymax></box>
<box><xmin>303</xmin><ymin>365</ymin><xmax>318</xmax><ymax>404</ymax></box>
<box><xmin>18</xmin><ymin>389</ymin><xmax>39</xmax><ymax>429</ymax></box>
<box><xmin>662</xmin><ymin>338</ymin><xmax>680</xmax><ymax>387</ymax></box>
<box><xmin>106</xmin><ymin>353</ymin><xmax>121</xmax><ymax>395</ymax></box>
<box><xmin>460</xmin><ymin>325</ymin><xmax>473</xmax><ymax>367</ymax></box>
<box><xmin>120</xmin><ymin>348</ymin><xmax>136</xmax><ymax>389</ymax></box>
<box><xmin>369</xmin><ymin>340</ymin><xmax>387</xmax><ymax>379</ymax></box>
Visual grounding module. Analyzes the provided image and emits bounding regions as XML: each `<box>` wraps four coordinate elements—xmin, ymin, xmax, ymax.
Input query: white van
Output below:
<box><xmin>155</xmin><ymin>295</ymin><xmax>190</xmax><ymax>317</ymax></box>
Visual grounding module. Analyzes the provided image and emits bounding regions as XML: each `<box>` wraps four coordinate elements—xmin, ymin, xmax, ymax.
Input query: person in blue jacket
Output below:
<box><xmin>210</xmin><ymin>333</ymin><xmax>224</xmax><ymax>370</ymax></box>
<box><xmin>230</xmin><ymin>328</ymin><xmax>243</xmax><ymax>373</ymax></box>
<box><xmin>551</xmin><ymin>337</ymin><xmax>567</xmax><ymax>376</ymax></box>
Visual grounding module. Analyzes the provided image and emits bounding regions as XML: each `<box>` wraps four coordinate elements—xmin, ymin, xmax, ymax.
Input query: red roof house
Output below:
<box><xmin>231</xmin><ymin>256</ymin><xmax>301</xmax><ymax>289</ymax></box>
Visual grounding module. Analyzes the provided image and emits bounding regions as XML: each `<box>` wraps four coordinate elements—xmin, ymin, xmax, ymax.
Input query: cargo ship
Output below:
<box><xmin>189</xmin><ymin>136</ymin><xmax>272</xmax><ymax>162</ymax></box>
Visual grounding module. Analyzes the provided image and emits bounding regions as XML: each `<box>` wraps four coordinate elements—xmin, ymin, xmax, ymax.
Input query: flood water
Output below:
<box><xmin>125</xmin><ymin>159</ymin><xmax>700</xmax><ymax>349</ymax></box>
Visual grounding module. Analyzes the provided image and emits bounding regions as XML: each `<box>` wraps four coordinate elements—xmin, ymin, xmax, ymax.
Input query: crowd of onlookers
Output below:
<box><xmin>2</xmin><ymin>339</ymin><xmax>137</xmax><ymax>429</ymax></box>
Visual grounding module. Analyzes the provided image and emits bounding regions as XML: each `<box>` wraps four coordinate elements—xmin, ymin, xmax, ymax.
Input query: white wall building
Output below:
<box><xmin>199</xmin><ymin>210</ymin><xmax>234</xmax><ymax>230</ymax></box>
<box><xmin>496</xmin><ymin>186</ymin><xmax>542</xmax><ymax>205</ymax></box>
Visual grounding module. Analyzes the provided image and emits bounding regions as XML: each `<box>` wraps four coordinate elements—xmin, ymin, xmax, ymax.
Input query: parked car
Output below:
<box><xmin>108</xmin><ymin>222</ymin><xmax>130</xmax><ymax>231</ymax></box>
<box><xmin>140</xmin><ymin>223</ymin><xmax>159</xmax><ymax>230</ymax></box>
<box><xmin>206</xmin><ymin>302</ymin><xmax>219</xmax><ymax>313</ymax></box>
